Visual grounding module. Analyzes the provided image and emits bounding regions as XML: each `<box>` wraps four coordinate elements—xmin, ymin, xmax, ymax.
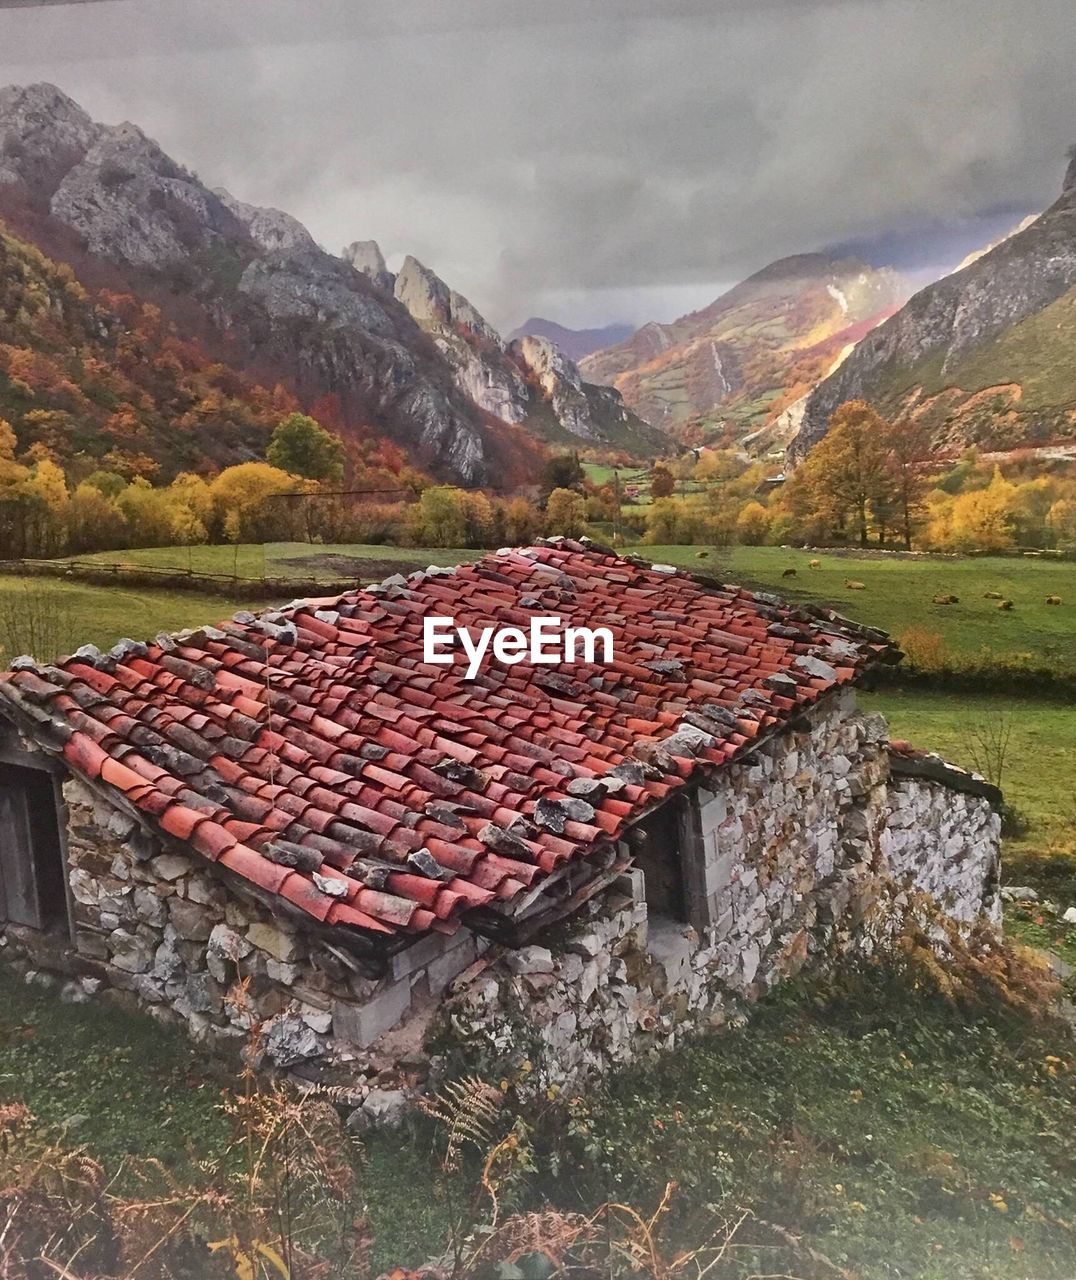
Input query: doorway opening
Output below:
<box><xmin>0</xmin><ymin>762</ymin><xmax>67</xmax><ymax>931</ymax></box>
<box><xmin>629</xmin><ymin>798</ymin><xmax>688</xmax><ymax>923</ymax></box>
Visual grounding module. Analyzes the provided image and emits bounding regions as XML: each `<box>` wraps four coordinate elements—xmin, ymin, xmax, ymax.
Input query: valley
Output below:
<box><xmin>0</xmin><ymin>19</ymin><xmax>1075</xmax><ymax>1278</ymax></box>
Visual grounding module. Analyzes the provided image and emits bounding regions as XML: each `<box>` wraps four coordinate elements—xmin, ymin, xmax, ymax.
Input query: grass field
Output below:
<box><xmin>2</xmin><ymin>962</ymin><xmax>1073</xmax><ymax>1277</ymax></box>
<box><xmin>45</xmin><ymin>540</ymin><xmax>1076</xmax><ymax>674</ymax></box>
<box><xmin>0</xmin><ymin>575</ymin><xmax>270</xmax><ymax>664</ymax></box>
<box><xmin>646</xmin><ymin>544</ymin><xmax>1076</xmax><ymax>675</ymax></box>
<box><xmin>862</xmin><ymin>686</ymin><xmax>1076</xmax><ymax>863</ymax></box>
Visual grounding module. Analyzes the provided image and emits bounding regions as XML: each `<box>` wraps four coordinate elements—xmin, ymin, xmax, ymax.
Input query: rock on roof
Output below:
<box><xmin>0</xmin><ymin>541</ymin><xmax>897</xmax><ymax>945</ymax></box>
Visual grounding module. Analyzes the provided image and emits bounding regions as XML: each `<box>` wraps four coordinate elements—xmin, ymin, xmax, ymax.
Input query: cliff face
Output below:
<box><xmin>0</xmin><ymin>83</ymin><xmax>532</xmax><ymax>486</ymax></box>
<box><xmin>353</xmin><ymin>247</ymin><xmax>664</xmax><ymax>451</ymax></box>
<box><xmin>581</xmin><ymin>253</ymin><xmax>904</xmax><ymax>439</ymax></box>
<box><xmin>796</xmin><ymin>160</ymin><xmax>1076</xmax><ymax>458</ymax></box>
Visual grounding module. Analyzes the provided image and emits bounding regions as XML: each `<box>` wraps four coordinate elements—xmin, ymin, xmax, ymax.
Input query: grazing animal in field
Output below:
<box><xmin>696</xmin><ymin>550</ymin><xmax>709</xmax><ymax>559</ymax></box>
<box><xmin>782</xmin><ymin>568</ymin><xmax>797</xmax><ymax>578</ymax></box>
<box><xmin>1046</xmin><ymin>595</ymin><xmax>1062</xmax><ymax>605</ymax></box>
<box><xmin>809</xmin><ymin>559</ymin><xmax>821</xmax><ymax>569</ymax></box>
<box><xmin>983</xmin><ymin>591</ymin><xmax>1004</xmax><ymax>600</ymax></box>
<box><xmin>997</xmin><ymin>599</ymin><xmax>1014</xmax><ymax>610</ymax></box>
<box><xmin>932</xmin><ymin>594</ymin><xmax>959</xmax><ymax>605</ymax></box>
<box><xmin>844</xmin><ymin>579</ymin><xmax>866</xmax><ymax>590</ymax></box>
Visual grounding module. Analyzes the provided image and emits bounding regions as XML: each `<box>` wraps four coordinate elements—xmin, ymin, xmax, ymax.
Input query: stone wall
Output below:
<box><xmin>882</xmin><ymin>773</ymin><xmax>1001</xmax><ymax>926</ymax></box>
<box><xmin>1</xmin><ymin>776</ymin><xmax>482</xmax><ymax>1105</ymax></box>
<box><xmin>436</xmin><ymin>694</ymin><xmax>1001</xmax><ymax>1089</ymax></box>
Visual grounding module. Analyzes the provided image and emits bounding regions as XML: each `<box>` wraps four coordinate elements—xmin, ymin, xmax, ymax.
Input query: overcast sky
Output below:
<box><xmin>0</xmin><ymin>0</ymin><xmax>1072</xmax><ymax>330</ymax></box>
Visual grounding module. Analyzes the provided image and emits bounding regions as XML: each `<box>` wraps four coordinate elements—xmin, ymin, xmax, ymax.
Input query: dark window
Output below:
<box><xmin>628</xmin><ymin>798</ymin><xmax>688</xmax><ymax>922</ymax></box>
<box><xmin>0</xmin><ymin>763</ymin><xmax>66</xmax><ymax>931</ymax></box>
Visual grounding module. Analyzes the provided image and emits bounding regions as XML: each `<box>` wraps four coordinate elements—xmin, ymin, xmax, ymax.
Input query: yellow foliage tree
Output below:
<box><xmin>1048</xmin><ymin>497</ymin><xmax>1076</xmax><ymax>550</ymax></box>
<box><xmin>545</xmin><ymin>487</ymin><xmax>587</xmax><ymax>538</ymax></box>
<box><xmin>209</xmin><ymin>462</ymin><xmax>302</xmax><ymax>544</ymax></box>
<box><xmin>947</xmin><ymin>468</ymin><xmax>1016</xmax><ymax>552</ymax></box>
<box><xmin>735</xmin><ymin>500</ymin><xmax>770</xmax><ymax>545</ymax></box>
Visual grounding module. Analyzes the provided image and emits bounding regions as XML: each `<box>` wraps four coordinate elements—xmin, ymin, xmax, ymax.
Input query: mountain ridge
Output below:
<box><xmin>0</xmin><ymin>83</ymin><xmax>653</xmax><ymax>487</ymax></box>
<box><xmin>580</xmin><ymin>251</ymin><xmax>905</xmax><ymax>441</ymax></box>
<box><xmin>507</xmin><ymin>318</ymin><xmax>634</xmax><ymax>362</ymax></box>
<box><xmin>795</xmin><ymin>154</ymin><xmax>1076</xmax><ymax>458</ymax></box>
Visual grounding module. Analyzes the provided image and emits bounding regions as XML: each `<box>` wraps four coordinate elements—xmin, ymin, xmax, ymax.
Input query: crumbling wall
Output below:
<box><xmin>436</xmin><ymin>695</ymin><xmax>1001</xmax><ymax>1089</ymax></box>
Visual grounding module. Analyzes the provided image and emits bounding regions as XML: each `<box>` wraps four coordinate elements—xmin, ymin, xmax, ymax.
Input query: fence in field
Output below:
<box><xmin>0</xmin><ymin>556</ymin><xmax>418</xmax><ymax>600</ymax></box>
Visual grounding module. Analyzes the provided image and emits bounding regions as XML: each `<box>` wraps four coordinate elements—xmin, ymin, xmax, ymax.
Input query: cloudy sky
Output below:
<box><xmin>0</xmin><ymin>0</ymin><xmax>1073</xmax><ymax>330</ymax></box>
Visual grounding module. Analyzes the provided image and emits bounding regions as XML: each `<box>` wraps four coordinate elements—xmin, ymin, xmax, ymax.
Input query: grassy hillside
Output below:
<box><xmin>581</xmin><ymin>255</ymin><xmax>903</xmax><ymax>437</ymax></box>
<box><xmin>864</xmin><ymin>285</ymin><xmax>1076</xmax><ymax>452</ymax></box>
<box><xmin>2</xmin><ymin>957</ymin><xmax>1073</xmax><ymax>1278</ymax></box>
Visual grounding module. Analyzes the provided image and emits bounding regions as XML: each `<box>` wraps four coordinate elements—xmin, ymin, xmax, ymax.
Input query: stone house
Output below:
<box><xmin>0</xmin><ymin>541</ymin><xmax>1001</xmax><ymax>1100</ymax></box>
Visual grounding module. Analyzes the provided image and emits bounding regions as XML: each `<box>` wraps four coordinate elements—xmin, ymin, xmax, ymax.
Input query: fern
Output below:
<box><xmin>418</xmin><ymin>1076</ymin><xmax>503</xmax><ymax>1172</ymax></box>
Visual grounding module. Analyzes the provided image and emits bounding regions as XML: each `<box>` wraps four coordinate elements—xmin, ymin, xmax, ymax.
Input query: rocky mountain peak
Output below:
<box><xmin>0</xmin><ymin>81</ymin><xmax>101</xmax><ymax>194</ymax></box>
<box><xmin>393</xmin><ymin>255</ymin><xmax>501</xmax><ymax>348</ymax></box>
<box><xmin>48</xmin><ymin>122</ymin><xmax>243</xmax><ymax>270</ymax></box>
<box><xmin>215</xmin><ymin>188</ymin><xmax>317</xmax><ymax>254</ymax></box>
<box><xmin>393</xmin><ymin>254</ymin><xmax>453</xmax><ymax>327</ymax></box>
<box><xmin>343</xmin><ymin>239</ymin><xmax>395</xmax><ymax>291</ymax></box>
<box><xmin>794</xmin><ymin>151</ymin><xmax>1076</xmax><ymax>459</ymax></box>
<box><xmin>511</xmin><ymin>334</ymin><xmax>582</xmax><ymax>395</ymax></box>
<box><xmin>1064</xmin><ymin>145</ymin><xmax>1076</xmax><ymax>196</ymax></box>
<box><xmin>0</xmin><ymin>80</ymin><xmax>659</xmax><ymax>477</ymax></box>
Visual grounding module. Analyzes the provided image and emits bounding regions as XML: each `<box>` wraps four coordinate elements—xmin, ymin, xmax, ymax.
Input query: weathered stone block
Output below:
<box><xmin>332</xmin><ymin>981</ymin><xmax>412</xmax><ymax>1048</ymax></box>
<box><xmin>247</xmin><ymin>922</ymin><xmax>299</xmax><ymax>963</ymax></box>
<box><xmin>168</xmin><ymin>898</ymin><xmax>213</xmax><ymax>942</ymax></box>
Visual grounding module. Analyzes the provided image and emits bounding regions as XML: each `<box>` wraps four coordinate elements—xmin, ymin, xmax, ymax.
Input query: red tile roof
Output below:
<box><xmin>0</xmin><ymin>541</ymin><xmax>897</xmax><ymax>944</ymax></box>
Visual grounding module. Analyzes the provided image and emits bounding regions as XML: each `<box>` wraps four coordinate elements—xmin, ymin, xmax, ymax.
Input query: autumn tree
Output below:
<box><xmin>67</xmin><ymin>483</ymin><xmax>127</xmax><ymax>553</ymax></box>
<box><xmin>545</xmin><ymin>487</ymin><xmax>587</xmax><ymax>538</ymax></box>
<box><xmin>266</xmin><ymin>413</ymin><xmax>345</xmax><ymax>483</ymax></box>
<box><xmin>1048</xmin><ymin>497</ymin><xmax>1076</xmax><ymax>550</ymax></box>
<box><xmin>735</xmin><ymin>500</ymin><xmax>770</xmax><ymax>545</ymax></box>
<box><xmin>799</xmin><ymin>400</ymin><xmax>893</xmax><ymax>545</ymax></box>
<box><xmin>650</xmin><ymin>463</ymin><xmax>676</xmax><ymax>500</ymax></box>
<box><xmin>945</xmin><ymin>467</ymin><xmax>1017</xmax><ymax>552</ymax></box>
<box><xmin>409</xmin><ymin>486</ymin><xmax>469</xmax><ymax>547</ymax></box>
<box><xmin>884</xmin><ymin>415</ymin><xmax>933</xmax><ymax>549</ymax></box>
<box><xmin>540</xmin><ymin>453</ymin><xmax>585</xmax><ymax>498</ymax></box>
<box><xmin>501</xmin><ymin>496</ymin><xmax>541</xmax><ymax>546</ymax></box>
<box><xmin>210</xmin><ymin>462</ymin><xmax>303</xmax><ymax>543</ymax></box>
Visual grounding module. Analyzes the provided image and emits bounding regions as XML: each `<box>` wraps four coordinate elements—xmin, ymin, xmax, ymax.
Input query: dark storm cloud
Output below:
<box><xmin>0</xmin><ymin>0</ymin><xmax>1072</xmax><ymax>328</ymax></box>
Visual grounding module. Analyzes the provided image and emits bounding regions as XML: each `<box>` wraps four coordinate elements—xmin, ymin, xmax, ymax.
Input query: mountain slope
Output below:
<box><xmin>796</xmin><ymin>157</ymin><xmax>1076</xmax><ymax>457</ymax></box>
<box><xmin>581</xmin><ymin>254</ymin><xmax>904</xmax><ymax>439</ymax></box>
<box><xmin>0</xmin><ymin>219</ymin><xmax>288</xmax><ymax>478</ymax></box>
<box><xmin>507</xmin><ymin>317</ymin><xmax>634</xmax><ymax>362</ymax></box>
<box><xmin>350</xmin><ymin>250</ymin><xmax>664</xmax><ymax>453</ymax></box>
<box><xmin>0</xmin><ymin>83</ymin><xmax>540</xmax><ymax>487</ymax></box>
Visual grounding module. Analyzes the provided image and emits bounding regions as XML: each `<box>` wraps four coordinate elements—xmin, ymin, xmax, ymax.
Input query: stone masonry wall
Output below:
<box><xmin>882</xmin><ymin>775</ymin><xmax>1001</xmax><ymax>926</ymax></box>
<box><xmin>437</xmin><ymin>693</ymin><xmax>1001</xmax><ymax>1089</ymax></box>
<box><xmin>1</xmin><ymin>775</ymin><xmax>484</xmax><ymax>1103</ymax></box>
